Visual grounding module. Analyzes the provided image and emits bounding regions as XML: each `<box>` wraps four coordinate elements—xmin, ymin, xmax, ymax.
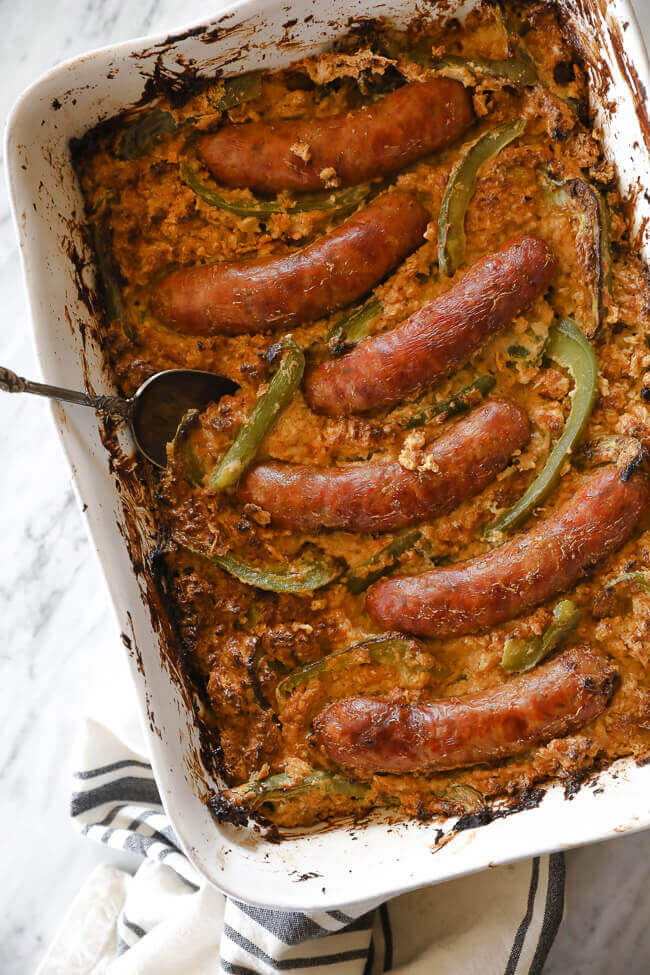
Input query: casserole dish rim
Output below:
<box><xmin>5</xmin><ymin>0</ymin><xmax>650</xmax><ymax>909</ymax></box>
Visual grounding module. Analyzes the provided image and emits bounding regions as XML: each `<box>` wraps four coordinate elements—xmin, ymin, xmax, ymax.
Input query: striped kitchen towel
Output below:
<box><xmin>37</xmin><ymin>640</ymin><xmax>565</xmax><ymax>975</ymax></box>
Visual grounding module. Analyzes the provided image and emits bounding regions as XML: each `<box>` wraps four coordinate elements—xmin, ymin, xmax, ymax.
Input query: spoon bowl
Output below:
<box><xmin>131</xmin><ymin>369</ymin><xmax>239</xmax><ymax>467</ymax></box>
<box><xmin>0</xmin><ymin>365</ymin><xmax>240</xmax><ymax>469</ymax></box>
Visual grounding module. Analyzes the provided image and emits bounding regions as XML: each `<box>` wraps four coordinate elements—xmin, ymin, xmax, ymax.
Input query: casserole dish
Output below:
<box><xmin>6</xmin><ymin>0</ymin><xmax>649</xmax><ymax>909</ymax></box>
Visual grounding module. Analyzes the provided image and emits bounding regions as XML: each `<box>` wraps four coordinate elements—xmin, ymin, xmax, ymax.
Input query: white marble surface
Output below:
<box><xmin>0</xmin><ymin>2</ymin><xmax>648</xmax><ymax>973</ymax></box>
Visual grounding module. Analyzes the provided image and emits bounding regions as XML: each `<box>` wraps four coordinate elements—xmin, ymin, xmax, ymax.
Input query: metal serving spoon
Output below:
<box><xmin>0</xmin><ymin>366</ymin><xmax>239</xmax><ymax>468</ymax></box>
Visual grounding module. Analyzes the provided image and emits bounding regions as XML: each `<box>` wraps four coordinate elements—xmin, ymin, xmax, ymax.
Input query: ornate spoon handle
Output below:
<box><xmin>0</xmin><ymin>366</ymin><xmax>133</xmax><ymax>420</ymax></box>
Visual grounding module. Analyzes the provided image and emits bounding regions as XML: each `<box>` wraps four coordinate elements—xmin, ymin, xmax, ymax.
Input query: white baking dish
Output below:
<box><xmin>6</xmin><ymin>0</ymin><xmax>649</xmax><ymax>910</ymax></box>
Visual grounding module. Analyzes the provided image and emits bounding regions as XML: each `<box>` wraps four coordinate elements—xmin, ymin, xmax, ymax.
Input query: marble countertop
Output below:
<box><xmin>0</xmin><ymin>2</ymin><xmax>648</xmax><ymax>972</ymax></box>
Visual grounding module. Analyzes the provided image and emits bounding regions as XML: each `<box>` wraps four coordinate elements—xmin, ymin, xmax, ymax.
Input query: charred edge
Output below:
<box><xmin>619</xmin><ymin>447</ymin><xmax>645</xmax><ymax>482</ymax></box>
<box><xmin>71</xmin><ymin>116</ymin><xmax>126</xmax><ymax>168</ymax></box>
<box><xmin>148</xmin><ymin>545</ymin><xmax>227</xmax><ymax>782</ymax></box>
<box><xmin>553</xmin><ymin>60</ymin><xmax>575</xmax><ymax>85</ymax></box>
<box><xmin>453</xmin><ymin>807</ymin><xmax>494</xmax><ymax>832</ymax></box>
<box><xmin>63</xmin><ymin>231</ymin><xmax>98</xmax><ymax>321</ymax></box>
<box><xmin>140</xmin><ymin>58</ymin><xmax>211</xmax><ymax>110</ymax></box>
<box><xmin>603</xmin><ymin>670</ymin><xmax>619</xmax><ymax>704</ymax></box>
<box><xmin>582</xmin><ymin>668</ymin><xmax>618</xmax><ymax>704</ymax></box>
<box><xmin>514</xmin><ymin>786</ymin><xmax>546</xmax><ymax>812</ymax></box>
<box><xmin>608</xmin><ymin>18</ymin><xmax>650</xmax><ymax>151</ymax></box>
<box><xmin>266</xmin><ymin>341</ymin><xmax>284</xmax><ymax>366</ymax></box>
<box><xmin>559</xmin><ymin>0</ymin><xmax>648</xmax><ymax>146</ymax></box>
<box><xmin>333</xmin><ymin>16</ymin><xmax>385</xmax><ymax>54</ymax></box>
<box><xmin>138</xmin><ymin>12</ymin><xmax>245</xmax><ymax>56</ymax></box>
<box><xmin>207</xmin><ymin>789</ymin><xmax>282</xmax><ymax>840</ymax></box>
<box><xmin>452</xmin><ymin>784</ymin><xmax>546</xmax><ymax>833</ymax></box>
<box><xmin>563</xmin><ymin>768</ymin><xmax>592</xmax><ymax>798</ymax></box>
<box><xmin>207</xmin><ymin>789</ymin><xmax>251</xmax><ymax>827</ymax></box>
<box><xmin>330</xmin><ymin>335</ymin><xmax>356</xmax><ymax>357</ymax></box>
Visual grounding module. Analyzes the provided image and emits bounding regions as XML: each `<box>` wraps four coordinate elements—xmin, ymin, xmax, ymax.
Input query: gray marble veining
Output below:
<box><xmin>0</xmin><ymin>2</ymin><xmax>648</xmax><ymax>973</ymax></box>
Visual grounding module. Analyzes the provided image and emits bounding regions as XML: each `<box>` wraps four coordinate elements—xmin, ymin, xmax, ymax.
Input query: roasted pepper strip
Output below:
<box><xmin>117</xmin><ymin>109</ymin><xmax>178</xmax><ymax>160</ymax></box>
<box><xmin>328</xmin><ymin>298</ymin><xmax>383</xmax><ymax>353</ymax></box>
<box><xmin>208</xmin><ymin>340</ymin><xmax>305</xmax><ymax>492</ymax></box>
<box><xmin>276</xmin><ymin>633</ymin><xmax>431</xmax><ymax>707</ymax></box>
<box><xmin>208</xmin><ymin>71</ymin><xmax>263</xmax><ymax>112</ymax></box>
<box><xmin>444</xmin><ymin>782</ymin><xmax>485</xmax><ymax>811</ymax></box>
<box><xmin>605</xmin><ymin>570</ymin><xmax>650</xmax><ymax>594</ymax></box>
<box><xmin>485</xmin><ymin>318</ymin><xmax>598</xmax><ymax>537</ymax></box>
<box><xmin>182</xmin><ymin>164</ymin><xmax>373</xmax><ymax>217</ymax></box>
<box><xmin>116</xmin><ymin>75</ymin><xmax>262</xmax><ymax>160</ymax></box>
<box><xmin>438</xmin><ymin>118</ymin><xmax>526</xmax><ymax>276</ymax></box>
<box><xmin>186</xmin><ymin>543</ymin><xmax>340</xmax><ymax>594</ymax></box>
<box><xmin>233</xmin><ymin>770</ymin><xmax>369</xmax><ymax>807</ymax></box>
<box><xmin>167</xmin><ymin>409</ymin><xmax>206</xmax><ymax>486</ymax></box>
<box><xmin>344</xmin><ymin>529</ymin><xmax>424</xmax><ymax>594</ymax></box>
<box><xmin>430</xmin><ymin>54</ymin><xmax>538</xmax><ymax>86</ymax></box>
<box><xmin>501</xmin><ymin>599</ymin><xmax>581</xmax><ymax>672</ymax></box>
<box><xmin>540</xmin><ymin>173</ymin><xmax>612</xmax><ymax>337</ymax></box>
<box><xmin>400</xmin><ymin>374</ymin><xmax>496</xmax><ymax>429</ymax></box>
<box><xmin>91</xmin><ymin>207</ymin><xmax>132</xmax><ymax>338</ymax></box>
<box><xmin>495</xmin><ymin>4</ymin><xmax>579</xmax><ymax>113</ymax></box>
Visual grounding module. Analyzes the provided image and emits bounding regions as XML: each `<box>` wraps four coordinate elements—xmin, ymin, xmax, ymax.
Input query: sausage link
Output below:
<box><xmin>367</xmin><ymin>466</ymin><xmax>650</xmax><ymax>638</ymax></box>
<box><xmin>304</xmin><ymin>235</ymin><xmax>556</xmax><ymax>415</ymax></box>
<box><xmin>198</xmin><ymin>80</ymin><xmax>474</xmax><ymax>194</ymax></box>
<box><xmin>152</xmin><ymin>191</ymin><xmax>428</xmax><ymax>336</ymax></box>
<box><xmin>239</xmin><ymin>399</ymin><xmax>530</xmax><ymax>533</ymax></box>
<box><xmin>314</xmin><ymin>647</ymin><xmax>617</xmax><ymax>774</ymax></box>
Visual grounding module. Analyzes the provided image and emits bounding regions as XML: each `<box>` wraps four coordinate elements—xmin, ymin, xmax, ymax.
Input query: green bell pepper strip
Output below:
<box><xmin>117</xmin><ymin>109</ymin><xmax>178</xmax><ymax>160</ymax></box>
<box><xmin>540</xmin><ymin>173</ymin><xmax>612</xmax><ymax>337</ymax></box>
<box><xmin>430</xmin><ymin>54</ymin><xmax>538</xmax><ymax>86</ymax></box>
<box><xmin>485</xmin><ymin>318</ymin><xmax>598</xmax><ymax>537</ymax></box>
<box><xmin>276</xmin><ymin>633</ymin><xmax>432</xmax><ymax>707</ymax></box>
<box><xmin>91</xmin><ymin>207</ymin><xmax>134</xmax><ymax>339</ymax></box>
<box><xmin>443</xmin><ymin>782</ymin><xmax>485</xmax><ymax>811</ymax></box>
<box><xmin>233</xmin><ymin>770</ymin><xmax>370</xmax><ymax>808</ymax></box>
<box><xmin>328</xmin><ymin>298</ymin><xmax>383</xmax><ymax>352</ymax></box>
<box><xmin>605</xmin><ymin>570</ymin><xmax>650</xmax><ymax>595</ymax></box>
<box><xmin>438</xmin><ymin>118</ymin><xmax>526</xmax><ymax>276</ymax></box>
<box><xmin>207</xmin><ymin>339</ymin><xmax>305</xmax><ymax>492</ymax></box>
<box><xmin>182</xmin><ymin>164</ymin><xmax>373</xmax><ymax>217</ymax></box>
<box><xmin>401</xmin><ymin>374</ymin><xmax>496</xmax><ymax>430</ymax></box>
<box><xmin>501</xmin><ymin>599</ymin><xmax>581</xmax><ymax>673</ymax></box>
<box><xmin>208</xmin><ymin>71</ymin><xmax>263</xmax><ymax>112</ymax></box>
<box><xmin>116</xmin><ymin>75</ymin><xmax>263</xmax><ymax>160</ymax></box>
<box><xmin>495</xmin><ymin>3</ymin><xmax>579</xmax><ymax>114</ymax></box>
<box><xmin>167</xmin><ymin>409</ymin><xmax>206</xmax><ymax>486</ymax></box>
<box><xmin>187</xmin><ymin>543</ymin><xmax>341</xmax><ymax>594</ymax></box>
<box><xmin>344</xmin><ymin>529</ymin><xmax>424</xmax><ymax>595</ymax></box>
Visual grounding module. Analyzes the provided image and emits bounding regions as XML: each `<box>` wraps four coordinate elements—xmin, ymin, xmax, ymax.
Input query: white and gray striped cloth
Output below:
<box><xmin>37</xmin><ymin>641</ymin><xmax>565</xmax><ymax>974</ymax></box>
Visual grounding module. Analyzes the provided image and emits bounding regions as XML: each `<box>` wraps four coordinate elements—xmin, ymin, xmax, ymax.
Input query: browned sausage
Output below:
<box><xmin>239</xmin><ymin>399</ymin><xmax>530</xmax><ymax>533</ymax></box>
<box><xmin>198</xmin><ymin>80</ymin><xmax>474</xmax><ymax>194</ymax></box>
<box><xmin>366</xmin><ymin>466</ymin><xmax>650</xmax><ymax>638</ymax></box>
<box><xmin>304</xmin><ymin>235</ymin><xmax>556</xmax><ymax>415</ymax></box>
<box><xmin>314</xmin><ymin>647</ymin><xmax>617</xmax><ymax>775</ymax></box>
<box><xmin>152</xmin><ymin>191</ymin><xmax>429</xmax><ymax>336</ymax></box>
